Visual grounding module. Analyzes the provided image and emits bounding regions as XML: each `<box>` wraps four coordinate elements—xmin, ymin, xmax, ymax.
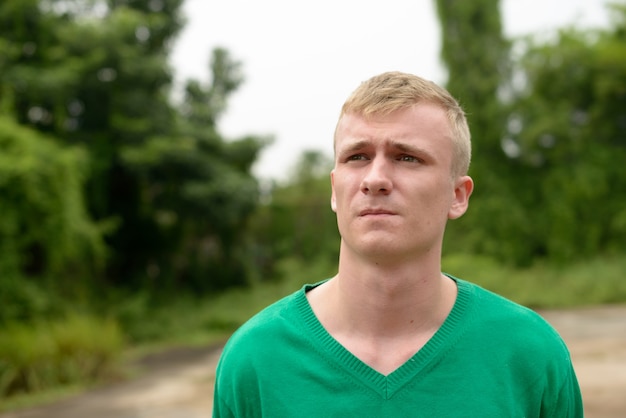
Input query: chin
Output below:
<box><xmin>354</xmin><ymin>240</ymin><xmax>408</xmax><ymax>259</ymax></box>
<box><xmin>347</xmin><ymin>234</ymin><xmax>438</xmax><ymax>262</ymax></box>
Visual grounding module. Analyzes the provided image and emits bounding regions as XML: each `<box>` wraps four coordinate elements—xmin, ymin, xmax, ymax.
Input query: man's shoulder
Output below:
<box><xmin>458</xmin><ymin>278</ymin><xmax>569</xmax><ymax>354</ymax></box>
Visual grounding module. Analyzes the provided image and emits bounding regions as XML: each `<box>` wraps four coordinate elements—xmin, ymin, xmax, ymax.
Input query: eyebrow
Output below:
<box><xmin>336</xmin><ymin>140</ymin><xmax>370</xmax><ymax>156</ymax></box>
<box><xmin>338</xmin><ymin>138</ymin><xmax>433</xmax><ymax>158</ymax></box>
<box><xmin>389</xmin><ymin>141</ymin><xmax>430</xmax><ymax>157</ymax></box>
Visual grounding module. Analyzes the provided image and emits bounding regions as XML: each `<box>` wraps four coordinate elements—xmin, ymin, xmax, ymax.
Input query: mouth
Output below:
<box><xmin>359</xmin><ymin>208</ymin><xmax>396</xmax><ymax>217</ymax></box>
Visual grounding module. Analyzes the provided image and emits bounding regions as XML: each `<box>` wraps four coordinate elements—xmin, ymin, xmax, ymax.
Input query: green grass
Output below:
<box><xmin>442</xmin><ymin>253</ymin><xmax>626</xmax><ymax>308</ymax></box>
<box><xmin>0</xmin><ymin>314</ymin><xmax>124</xmax><ymax>410</ymax></box>
<box><xmin>0</xmin><ymin>384</ymin><xmax>84</xmax><ymax>412</ymax></box>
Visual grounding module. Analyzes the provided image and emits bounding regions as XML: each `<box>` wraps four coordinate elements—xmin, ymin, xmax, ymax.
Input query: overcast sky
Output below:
<box><xmin>170</xmin><ymin>0</ymin><xmax>611</xmax><ymax>181</ymax></box>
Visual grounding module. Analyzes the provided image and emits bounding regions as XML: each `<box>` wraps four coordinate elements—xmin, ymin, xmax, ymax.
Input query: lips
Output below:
<box><xmin>359</xmin><ymin>208</ymin><xmax>396</xmax><ymax>216</ymax></box>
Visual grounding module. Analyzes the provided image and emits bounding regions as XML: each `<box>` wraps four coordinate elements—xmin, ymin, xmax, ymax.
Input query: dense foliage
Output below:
<box><xmin>0</xmin><ymin>0</ymin><xmax>267</xmax><ymax>313</ymax></box>
<box><xmin>0</xmin><ymin>117</ymin><xmax>106</xmax><ymax>322</ymax></box>
<box><xmin>501</xmin><ymin>9</ymin><xmax>626</xmax><ymax>261</ymax></box>
<box><xmin>436</xmin><ymin>0</ymin><xmax>626</xmax><ymax>265</ymax></box>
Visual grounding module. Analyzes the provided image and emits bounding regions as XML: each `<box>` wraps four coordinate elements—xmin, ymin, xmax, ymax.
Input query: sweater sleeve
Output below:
<box><xmin>212</xmin><ymin>392</ymin><xmax>235</xmax><ymax>418</ymax></box>
<box><xmin>542</xmin><ymin>357</ymin><xmax>584</xmax><ymax>418</ymax></box>
<box><xmin>212</xmin><ymin>358</ymin><xmax>236</xmax><ymax>418</ymax></box>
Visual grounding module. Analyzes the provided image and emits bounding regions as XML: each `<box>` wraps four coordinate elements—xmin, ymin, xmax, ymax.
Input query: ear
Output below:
<box><xmin>448</xmin><ymin>175</ymin><xmax>474</xmax><ymax>220</ymax></box>
<box><xmin>330</xmin><ymin>170</ymin><xmax>337</xmax><ymax>212</ymax></box>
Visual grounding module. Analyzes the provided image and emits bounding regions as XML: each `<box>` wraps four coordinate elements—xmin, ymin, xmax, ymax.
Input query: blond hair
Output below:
<box><xmin>335</xmin><ymin>71</ymin><xmax>471</xmax><ymax>177</ymax></box>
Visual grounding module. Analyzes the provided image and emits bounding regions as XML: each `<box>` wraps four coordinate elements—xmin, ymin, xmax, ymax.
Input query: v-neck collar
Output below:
<box><xmin>294</xmin><ymin>276</ymin><xmax>474</xmax><ymax>399</ymax></box>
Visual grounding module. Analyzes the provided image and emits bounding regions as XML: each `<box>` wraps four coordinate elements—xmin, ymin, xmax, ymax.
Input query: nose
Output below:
<box><xmin>361</xmin><ymin>157</ymin><xmax>392</xmax><ymax>195</ymax></box>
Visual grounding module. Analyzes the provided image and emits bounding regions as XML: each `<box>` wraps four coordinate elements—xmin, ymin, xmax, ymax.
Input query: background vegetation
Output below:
<box><xmin>1</xmin><ymin>0</ymin><xmax>625</xmax><ymax>407</ymax></box>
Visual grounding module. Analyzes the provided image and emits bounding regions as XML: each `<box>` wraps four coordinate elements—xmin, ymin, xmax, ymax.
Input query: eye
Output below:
<box><xmin>398</xmin><ymin>154</ymin><xmax>421</xmax><ymax>163</ymax></box>
<box><xmin>346</xmin><ymin>154</ymin><xmax>368</xmax><ymax>161</ymax></box>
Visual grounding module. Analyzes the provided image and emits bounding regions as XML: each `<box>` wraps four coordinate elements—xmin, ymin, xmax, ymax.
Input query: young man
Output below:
<box><xmin>212</xmin><ymin>72</ymin><xmax>583</xmax><ymax>417</ymax></box>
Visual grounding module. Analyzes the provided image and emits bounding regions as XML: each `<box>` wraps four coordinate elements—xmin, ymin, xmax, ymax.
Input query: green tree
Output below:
<box><xmin>0</xmin><ymin>0</ymin><xmax>184</xmax><ymax>284</ymax></box>
<box><xmin>503</xmin><ymin>2</ymin><xmax>626</xmax><ymax>261</ymax></box>
<box><xmin>435</xmin><ymin>0</ymin><xmax>511</xmax><ymax>167</ymax></box>
<box><xmin>122</xmin><ymin>48</ymin><xmax>269</xmax><ymax>290</ymax></box>
<box><xmin>434</xmin><ymin>0</ymin><xmax>521</xmax><ymax>262</ymax></box>
<box><xmin>0</xmin><ymin>0</ymin><xmax>268</xmax><ymax>295</ymax></box>
<box><xmin>436</xmin><ymin>0</ymin><xmax>626</xmax><ymax>264</ymax></box>
<box><xmin>0</xmin><ymin>116</ymin><xmax>106</xmax><ymax>322</ymax></box>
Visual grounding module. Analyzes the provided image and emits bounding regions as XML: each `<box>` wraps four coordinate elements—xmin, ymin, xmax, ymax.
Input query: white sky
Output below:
<box><xmin>170</xmin><ymin>0</ymin><xmax>611</xmax><ymax>181</ymax></box>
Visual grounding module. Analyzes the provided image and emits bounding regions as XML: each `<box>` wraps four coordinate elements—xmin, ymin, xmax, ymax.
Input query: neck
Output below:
<box><xmin>310</xmin><ymin>246</ymin><xmax>456</xmax><ymax>339</ymax></box>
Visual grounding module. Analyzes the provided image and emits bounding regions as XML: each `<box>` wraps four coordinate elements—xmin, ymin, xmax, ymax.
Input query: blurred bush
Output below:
<box><xmin>0</xmin><ymin>315</ymin><xmax>124</xmax><ymax>397</ymax></box>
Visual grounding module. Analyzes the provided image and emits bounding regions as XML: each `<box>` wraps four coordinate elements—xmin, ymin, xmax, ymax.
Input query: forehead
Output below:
<box><xmin>334</xmin><ymin>103</ymin><xmax>452</xmax><ymax>153</ymax></box>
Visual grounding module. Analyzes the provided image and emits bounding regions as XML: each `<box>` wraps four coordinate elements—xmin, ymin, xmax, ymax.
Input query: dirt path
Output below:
<box><xmin>1</xmin><ymin>306</ymin><xmax>625</xmax><ymax>418</ymax></box>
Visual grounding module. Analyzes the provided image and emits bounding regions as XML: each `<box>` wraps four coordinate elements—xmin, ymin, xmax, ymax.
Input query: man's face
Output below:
<box><xmin>331</xmin><ymin>103</ymin><xmax>472</xmax><ymax>264</ymax></box>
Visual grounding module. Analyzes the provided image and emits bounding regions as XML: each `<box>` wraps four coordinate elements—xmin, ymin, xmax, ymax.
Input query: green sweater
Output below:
<box><xmin>213</xmin><ymin>277</ymin><xmax>583</xmax><ymax>417</ymax></box>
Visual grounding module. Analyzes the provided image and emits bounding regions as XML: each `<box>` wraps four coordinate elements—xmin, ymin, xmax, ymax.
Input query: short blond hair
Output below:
<box><xmin>334</xmin><ymin>71</ymin><xmax>471</xmax><ymax>177</ymax></box>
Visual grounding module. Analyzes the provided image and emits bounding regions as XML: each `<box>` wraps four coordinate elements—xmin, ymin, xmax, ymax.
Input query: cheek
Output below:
<box><xmin>332</xmin><ymin>181</ymin><xmax>354</xmax><ymax>221</ymax></box>
<box><xmin>412</xmin><ymin>182</ymin><xmax>454</xmax><ymax>215</ymax></box>
<box><xmin>332</xmin><ymin>170</ymin><xmax>370</xmax><ymax>211</ymax></box>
